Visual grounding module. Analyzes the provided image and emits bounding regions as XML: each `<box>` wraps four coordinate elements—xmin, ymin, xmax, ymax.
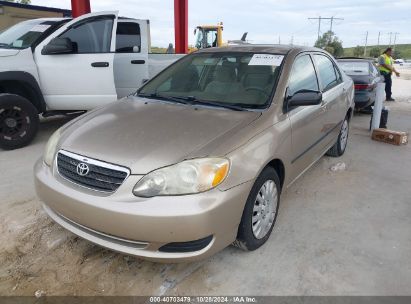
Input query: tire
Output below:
<box><xmin>326</xmin><ymin>116</ymin><xmax>349</xmax><ymax>157</ymax></box>
<box><xmin>233</xmin><ymin>167</ymin><xmax>281</xmax><ymax>251</ymax></box>
<box><xmin>0</xmin><ymin>94</ymin><xmax>39</xmax><ymax>150</ymax></box>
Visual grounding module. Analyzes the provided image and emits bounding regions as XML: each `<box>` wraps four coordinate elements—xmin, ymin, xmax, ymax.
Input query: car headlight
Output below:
<box><xmin>44</xmin><ymin>128</ymin><xmax>61</xmax><ymax>166</ymax></box>
<box><xmin>133</xmin><ymin>158</ymin><xmax>230</xmax><ymax>197</ymax></box>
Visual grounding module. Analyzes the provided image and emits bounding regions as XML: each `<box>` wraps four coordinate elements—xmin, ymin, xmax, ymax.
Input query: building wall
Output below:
<box><xmin>0</xmin><ymin>5</ymin><xmax>66</xmax><ymax>31</ymax></box>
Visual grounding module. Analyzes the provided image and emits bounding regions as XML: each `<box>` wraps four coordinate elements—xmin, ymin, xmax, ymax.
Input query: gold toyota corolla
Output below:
<box><xmin>34</xmin><ymin>45</ymin><xmax>354</xmax><ymax>262</ymax></box>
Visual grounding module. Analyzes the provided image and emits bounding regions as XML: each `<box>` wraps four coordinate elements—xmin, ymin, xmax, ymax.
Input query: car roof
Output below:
<box><xmin>195</xmin><ymin>44</ymin><xmax>320</xmax><ymax>55</ymax></box>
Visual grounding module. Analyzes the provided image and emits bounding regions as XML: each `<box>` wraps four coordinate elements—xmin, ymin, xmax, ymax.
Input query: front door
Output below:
<box><xmin>34</xmin><ymin>12</ymin><xmax>119</xmax><ymax>110</ymax></box>
<box><xmin>286</xmin><ymin>53</ymin><xmax>327</xmax><ymax>181</ymax></box>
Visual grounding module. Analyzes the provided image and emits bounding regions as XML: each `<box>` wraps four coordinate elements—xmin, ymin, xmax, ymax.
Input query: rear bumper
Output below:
<box><xmin>354</xmin><ymin>92</ymin><xmax>374</xmax><ymax>109</ymax></box>
<box><xmin>34</xmin><ymin>159</ymin><xmax>252</xmax><ymax>262</ymax></box>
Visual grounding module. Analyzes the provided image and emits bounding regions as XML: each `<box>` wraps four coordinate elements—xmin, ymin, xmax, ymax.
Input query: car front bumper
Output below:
<box><xmin>34</xmin><ymin>159</ymin><xmax>252</xmax><ymax>262</ymax></box>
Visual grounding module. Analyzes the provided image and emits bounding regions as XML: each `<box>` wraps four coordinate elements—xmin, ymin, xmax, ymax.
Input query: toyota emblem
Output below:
<box><xmin>76</xmin><ymin>163</ymin><xmax>90</xmax><ymax>176</ymax></box>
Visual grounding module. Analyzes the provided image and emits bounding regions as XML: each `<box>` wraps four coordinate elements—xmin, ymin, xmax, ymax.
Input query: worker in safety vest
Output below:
<box><xmin>378</xmin><ymin>47</ymin><xmax>400</xmax><ymax>101</ymax></box>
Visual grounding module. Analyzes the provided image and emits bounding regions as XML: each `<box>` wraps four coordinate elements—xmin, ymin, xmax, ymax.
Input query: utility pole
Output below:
<box><xmin>278</xmin><ymin>35</ymin><xmax>281</xmax><ymax>45</ymax></box>
<box><xmin>363</xmin><ymin>31</ymin><xmax>368</xmax><ymax>57</ymax></box>
<box><xmin>308</xmin><ymin>16</ymin><xmax>322</xmax><ymax>40</ymax></box>
<box><xmin>290</xmin><ymin>35</ymin><xmax>294</xmax><ymax>46</ymax></box>
<box><xmin>388</xmin><ymin>32</ymin><xmax>393</xmax><ymax>46</ymax></box>
<box><xmin>308</xmin><ymin>16</ymin><xmax>343</xmax><ymax>43</ymax></box>
<box><xmin>393</xmin><ymin>32</ymin><xmax>399</xmax><ymax>52</ymax></box>
<box><xmin>377</xmin><ymin>31</ymin><xmax>381</xmax><ymax>46</ymax></box>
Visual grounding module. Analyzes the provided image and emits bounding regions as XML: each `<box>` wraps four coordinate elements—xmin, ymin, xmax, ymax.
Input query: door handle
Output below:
<box><xmin>131</xmin><ymin>60</ymin><xmax>146</xmax><ymax>64</ymax></box>
<box><xmin>91</xmin><ymin>62</ymin><xmax>109</xmax><ymax>68</ymax></box>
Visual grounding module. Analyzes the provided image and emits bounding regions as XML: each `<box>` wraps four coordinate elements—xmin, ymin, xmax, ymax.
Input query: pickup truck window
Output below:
<box><xmin>60</xmin><ymin>17</ymin><xmax>114</xmax><ymax>53</ymax></box>
<box><xmin>116</xmin><ymin>22</ymin><xmax>141</xmax><ymax>53</ymax></box>
<box><xmin>288</xmin><ymin>54</ymin><xmax>319</xmax><ymax>96</ymax></box>
<box><xmin>139</xmin><ymin>52</ymin><xmax>282</xmax><ymax>109</ymax></box>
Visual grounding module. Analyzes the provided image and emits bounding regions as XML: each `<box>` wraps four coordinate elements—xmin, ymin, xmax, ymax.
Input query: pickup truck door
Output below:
<box><xmin>34</xmin><ymin>12</ymin><xmax>119</xmax><ymax>110</ymax></box>
<box><xmin>114</xmin><ymin>20</ymin><xmax>149</xmax><ymax>98</ymax></box>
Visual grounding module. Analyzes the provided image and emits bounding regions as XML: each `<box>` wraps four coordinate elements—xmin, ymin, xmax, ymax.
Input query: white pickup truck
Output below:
<box><xmin>0</xmin><ymin>11</ymin><xmax>184</xmax><ymax>149</ymax></box>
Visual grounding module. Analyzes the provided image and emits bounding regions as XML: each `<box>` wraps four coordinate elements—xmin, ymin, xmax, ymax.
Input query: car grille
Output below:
<box><xmin>56</xmin><ymin>150</ymin><xmax>129</xmax><ymax>193</ymax></box>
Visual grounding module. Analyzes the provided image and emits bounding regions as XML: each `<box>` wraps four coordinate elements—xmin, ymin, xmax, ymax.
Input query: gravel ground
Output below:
<box><xmin>0</xmin><ymin>76</ymin><xmax>410</xmax><ymax>297</ymax></box>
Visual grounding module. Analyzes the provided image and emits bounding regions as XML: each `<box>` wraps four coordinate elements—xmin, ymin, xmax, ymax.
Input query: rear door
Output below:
<box><xmin>34</xmin><ymin>12</ymin><xmax>119</xmax><ymax>110</ymax></box>
<box><xmin>313</xmin><ymin>53</ymin><xmax>345</xmax><ymax>146</ymax></box>
<box><xmin>113</xmin><ymin>20</ymin><xmax>149</xmax><ymax>98</ymax></box>
<box><xmin>287</xmin><ymin>53</ymin><xmax>327</xmax><ymax>180</ymax></box>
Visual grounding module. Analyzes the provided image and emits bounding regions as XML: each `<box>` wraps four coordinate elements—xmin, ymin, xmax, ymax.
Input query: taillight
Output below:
<box><xmin>354</xmin><ymin>84</ymin><xmax>371</xmax><ymax>91</ymax></box>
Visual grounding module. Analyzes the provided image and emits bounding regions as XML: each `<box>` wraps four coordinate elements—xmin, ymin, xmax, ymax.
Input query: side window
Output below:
<box><xmin>314</xmin><ymin>54</ymin><xmax>339</xmax><ymax>91</ymax></box>
<box><xmin>334</xmin><ymin>65</ymin><xmax>342</xmax><ymax>83</ymax></box>
<box><xmin>60</xmin><ymin>17</ymin><xmax>114</xmax><ymax>53</ymax></box>
<box><xmin>288</xmin><ymin>54</ymin><xmax>319</xmax><ymax>96</ymax></box>
<box><xmin>116</xmin><ymin>22</ymin><xmax>141</xmax><ymax>53</ymax></box>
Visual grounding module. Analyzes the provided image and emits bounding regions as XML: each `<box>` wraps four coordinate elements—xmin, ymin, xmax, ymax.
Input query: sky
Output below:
<box><xmin>30</xmin><ymin>0</ymin><xmax>411</xmax><ymax>48</ymax></box>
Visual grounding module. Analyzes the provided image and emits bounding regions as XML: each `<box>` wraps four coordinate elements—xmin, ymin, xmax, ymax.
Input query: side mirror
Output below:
<box><xmin>42</xmin><ymin>37</ymin><xmax>75</xmax><ymax>55</ymax></box>
<box><xmin>286</xmin><ymin>90</ymin><xmax>323</xmax><ymax>108</ymax></box>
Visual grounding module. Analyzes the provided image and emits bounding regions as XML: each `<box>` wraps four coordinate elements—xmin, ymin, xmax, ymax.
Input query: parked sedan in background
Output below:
<box><xmin>337</xmin><ymin>58</ymin><xmax>382</xmax><ymax>111</ymax></box>
<box><xmin>35</xmin><ymin>45</ymin><xmax>354</xmax><ymax>262</ymax></box>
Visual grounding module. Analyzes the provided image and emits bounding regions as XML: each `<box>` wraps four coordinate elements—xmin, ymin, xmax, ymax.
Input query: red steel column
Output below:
<box><xmin>174</xmin><ymin>0</ymin><xmax>188</xmax><ymax>54</ymax></box>
<box><xmin>71</xmin><ymin>0</ymin><xmax>91</xmax><ymax>18</ymax></box>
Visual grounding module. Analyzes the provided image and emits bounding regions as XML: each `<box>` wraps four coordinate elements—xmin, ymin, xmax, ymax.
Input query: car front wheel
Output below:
<box><xmin>233</xmin><ymin>167</ymin><xmax>281</xmax><ymax>251</ymax></box>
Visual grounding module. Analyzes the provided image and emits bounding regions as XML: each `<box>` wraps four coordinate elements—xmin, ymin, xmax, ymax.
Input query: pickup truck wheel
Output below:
<box><xmin>326</xmin><ymin>117</ymin><xmax>349</xmax><ymax>157</ymax></box>
<box><xmin>233</xmin><ymin>167</ymin><xmax>281</xmax><ymax>251</ymax></box>
<box><xmin>0</xmin><ymin>94</ymin><xmax>39</xmax><ymax>150</ymax></box>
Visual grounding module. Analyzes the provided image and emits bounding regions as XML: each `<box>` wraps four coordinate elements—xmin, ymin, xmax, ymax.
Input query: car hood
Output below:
<box><xmin>0</xmin><ymin>49</ymin><xmax>20</xmax><ymax>57</ymax></box>
<box><xmin>60</xmin><ymin>96</ymin><xmax>261</xmax><ymax>174</ymax></box>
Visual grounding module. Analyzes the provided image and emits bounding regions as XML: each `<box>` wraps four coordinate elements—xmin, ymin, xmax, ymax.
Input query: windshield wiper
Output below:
<box><xmin>184</xmin><ymin>97</ymin><xmax>247</xmax><ymax>111</ymax></box>
<box><xmin>137</xmin><ymin>93</ymin><xmax>192</xmax><ymax>105</ymax></box>
<box><xmin>138</xmin><ymin>93</ymin><xmax>247</xmax><ymax>111</ymax></box>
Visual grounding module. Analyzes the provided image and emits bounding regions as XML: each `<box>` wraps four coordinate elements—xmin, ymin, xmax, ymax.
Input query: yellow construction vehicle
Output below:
<box><xmin>194</xmin><ymin>23</ymin><xmax>224</xmax><ymax>49</ymax></box>
<box><xmin>192</xmin><ymin>22</ymin><xmax>247</xmax><ymax>51</ymax></box>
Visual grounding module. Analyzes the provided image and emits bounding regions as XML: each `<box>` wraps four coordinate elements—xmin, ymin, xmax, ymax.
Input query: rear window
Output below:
<box><xmin>338</xmin><ymin>61</ymin><xmax>370</xmax><ymax>76</ymax></box>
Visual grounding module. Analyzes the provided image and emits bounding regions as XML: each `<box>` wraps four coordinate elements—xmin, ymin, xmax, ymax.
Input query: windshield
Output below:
<box><xmin>138</xmin><ymin>52</ymin><xmax>283</xmax><ymax>109</ymax></box>
<box><xmin>0</xmin><ymin>19</ymin><xmax>54</xmax><ymax>49</ymax></box>
<box><xmin>338</xmin><ymin>61</ymin><xmax>370</xmax><ymax>76</ymax></box>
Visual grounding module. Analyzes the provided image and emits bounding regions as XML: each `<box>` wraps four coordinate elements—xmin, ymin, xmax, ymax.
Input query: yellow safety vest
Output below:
<box><xmin>378</xmin><ymin>54</ymin><xmax>393</xmax><ymax>74</ymax></box>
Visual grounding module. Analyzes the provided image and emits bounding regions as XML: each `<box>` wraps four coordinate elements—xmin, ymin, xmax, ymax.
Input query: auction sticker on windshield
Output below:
<box><xmin>249</xmin><ymin>54</ymin><xmax>284</xmax><ymax>66</ymax></box>
<box><xmin>31</xmin><ymin>24</ymin><xmax>51</xmax><ymax>33</ymax></box>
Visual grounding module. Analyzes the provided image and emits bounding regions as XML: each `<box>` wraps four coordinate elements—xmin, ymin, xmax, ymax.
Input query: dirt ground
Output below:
<box><xmin>0</xmin><ymin>75</ymin><xmax>410</xmax><ymax>296</ymax></box>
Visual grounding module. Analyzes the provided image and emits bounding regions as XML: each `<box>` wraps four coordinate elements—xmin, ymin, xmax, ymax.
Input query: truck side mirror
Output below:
<box><xmin>42</xmin><ymin>38</ymin><xmax>75</xmax><ymax>55</ymax></box>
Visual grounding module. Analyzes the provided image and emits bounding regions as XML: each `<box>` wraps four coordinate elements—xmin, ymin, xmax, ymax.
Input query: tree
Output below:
<box><xmin>369</xmin><ymin>47</ymin><xmax>381</xmax><ymax>58</ymax></box>
<box><xmin>314</xmin><ymin>31</ymin><xmax>344</xmax><ymax>57</ymax></box>
<box><xmin>393</xmin><ymin>49</ymin><xmax>402</xmax><ymax>59</ymax></box>
<box><xmin>3</xmin><ymin>0</ymin><xmax>32</xmax><ymax>4</ymax></box>
<box><xmin>353</xmin><ymin>45</ymin><xmax>364</xmax><ymax>57</ymax></box>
